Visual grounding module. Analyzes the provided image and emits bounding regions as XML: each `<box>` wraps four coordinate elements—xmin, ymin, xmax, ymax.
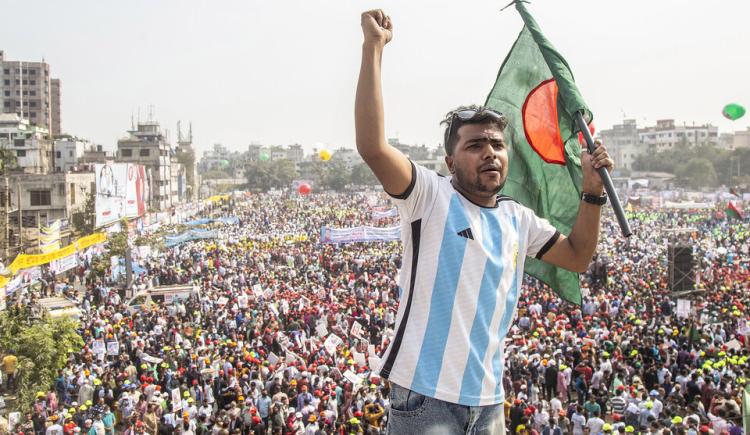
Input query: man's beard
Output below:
<box><xmin>453</xmin><ymin>165</ymin><xmax>504</xmax><ymax>196</ymax></box>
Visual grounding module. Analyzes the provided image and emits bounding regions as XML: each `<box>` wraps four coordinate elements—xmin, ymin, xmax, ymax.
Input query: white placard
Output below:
<box><xmin>268</xmin><ymin>352</ymin><xmax>279</xmax><ymax>366</ymax></box>
<box><xmin>252</xmin><ymin>284</ymin><xmax>263</xmax><ymax>297</ymax></box>
<box><xmin>92</xmin><ymin>340</ymin><xmax>106</xmax><ymax>355</ymax></box>
<box><xmin>172</xmin><ymin>388</ymin><xmax>182</xmax><ymax>411</ymax></box>
<box><xmin>676</xmin><ymin>299</ymin><xmax>691</xmax><ymax>319</ymax></box>
<box><xmin>316</xmin><ymin>323</ymin><xmax>329</xmax><ymax>338</ymax></box>
<box><xmin>8</xmin><ymin>412</ymin><xmax>20</xmax><ymax>430</ymax></box>
<box><xmin>351</xmin><ymin>321</ymin><xmax>364</xmax><ymax>339</ymax></box>
<box><xmin>368</xmin><ymin>345</ymin><xmax>376</xmax><ymax>356</ymax></box>
<box><xmin>216</xmin><ymin>297</ymin><xmax>229</xmax><ymax>306</ymax></box>
<box><xmin>352</xmin><ymin>350</ymin><xmax>366</xmax><ymax>367</ymax></box>
<box><xmin>324</xmin><ymin>334</ymin><xmax>343</xmax><ymax>355</ymax></box>
<box><xmin>343</xmin><ymin>370</ymin><xmax>363</xmax><ymax>387</ymax></box>
<box><xmin>725</xmin><ymin>339</ymin><xmax>742</xmax><ymax>351</ymax></box>
<box><xmin>107</xmin><ymin>341</ymin><xmax>120</xmax><ymax>355</ymax></box>
<box><xmin>238</xmin><ymin>294</ymin><xmax>248</xmax><ymax>309</ymax></box>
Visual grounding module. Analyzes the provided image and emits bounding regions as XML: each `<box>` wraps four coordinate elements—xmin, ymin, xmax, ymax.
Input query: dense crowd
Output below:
<box><xmin>2</xmin><ymin>191</ymin><xmax>749</xmax><ymax>435</ymax></box>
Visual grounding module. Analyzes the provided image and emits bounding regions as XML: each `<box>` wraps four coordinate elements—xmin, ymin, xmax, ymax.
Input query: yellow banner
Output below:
<box><xmin>7</xmin><ymin>232</ymin><xmax>107</xmax><ymax>275</ymax></box>
<box><xmin>206</xmin><ymin>195</ymin><xmax>230</xmax><ymax>203</ymax></box>
<box><xmin>40</xmin><ymin>242</ymin><xmax>61</xmax><ymax>254</ymax></box>
<box><xmin>76</xmin><ymin>232</ymin><xmax>107</xmax><ymax>251</ymax></box>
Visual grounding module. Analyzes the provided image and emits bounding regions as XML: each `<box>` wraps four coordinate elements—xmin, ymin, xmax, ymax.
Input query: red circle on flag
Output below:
<box><xmin>522</xmin><ymin>78</ymin><xmax>565</xmax><ymax>165</ymax></box>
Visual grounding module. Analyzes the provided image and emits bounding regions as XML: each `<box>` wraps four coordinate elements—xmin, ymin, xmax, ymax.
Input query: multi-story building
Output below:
<box><xmin>53</xmin><ymin>136</ymin><xmax>88</xmax><ymax>172</ymax></box>
<box><xmin>638</xmin><ymin>119</ymin><xmax>718</xmax><ymax>151</ymax></box>
<box><xmin>599</xmin><ymin>119</ymin><xmax>643</xmax><ymax>171</ymax></box>
<box><xmin>0</xmin><ymin>113</ymin><xmax>53</xmax><ymax>174</ymax></box>
<box><xmin>4</xmin><ymin>171</ymin><xmax>94</xmax><ymax>254</ymax></box>
<box><xmin>732</xmin><ymin>129</ymin><xmax>750</xmax><ymax>150</ymax></box>
<box><xmin>0</xmin><ymin>51</ymin><xmax>60</xmax><ymax>135</ymax></box>
<box><xmin>116</xmin><ymin>120</ymin><xmax>181</xmax><ymax>210</ymax></box>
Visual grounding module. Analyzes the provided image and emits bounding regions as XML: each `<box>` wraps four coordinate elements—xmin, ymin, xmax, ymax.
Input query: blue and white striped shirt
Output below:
<box><xmin>378</xmin><ymin>163</ymin><xmax>559</xmax><ymax>406</ymax></box>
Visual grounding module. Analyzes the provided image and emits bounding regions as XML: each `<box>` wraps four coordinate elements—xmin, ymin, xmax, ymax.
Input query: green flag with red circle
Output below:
<box><xmin>485</xmin><ymin>1</ymin><xmax>594</xmax><ymax>305</ymax></box>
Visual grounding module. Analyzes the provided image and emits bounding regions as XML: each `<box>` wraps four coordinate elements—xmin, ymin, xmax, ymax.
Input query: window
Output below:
<box><xmin>55</xmin><ymin>151</ymin><xmax>61</xmax><ymax>158</ymax></box>
<box><xmin>30</xmin><ymin>112</ymin><xmax>36</xmax><ymax>117</ymax></box>
<box><xmin>70</xmin><ymin>183</ymin><xmax>75</xmax><ymax>204</ymax></box>
<box><xmin>3</xmin><ymin>91</ymin><xmax>8</xmax><ymax>96</ymax></box>
<box><xmin>29</xmin><ymin>69</ymin><xmax>36</xmax><ymax>75</ymax></box>
<box><xmin>16</xmin><ymin>150</ymin><xmax>26</xmax><ymax>157</ymax></box>
<box><xmin>29</xmin><ymin>80</ymin><xmax>35</xmax><ymax>85</ymax></box>
<box><xmin>139</xmin><ymin>149</ymin><xmax>150</xmax><ymax>157</ymax></box>
<box><xmin>68</xmin><ymin>151</ymin><xmax>73</xmax><ymax>157</ymax></box>
<box><xmin>30</xmin><ymin>190</ymin><xmax>51</xmax><ymax>206</ymax></box>
<box><xmin>2</xmin><ymin>69</ymin><xmax>8</xmax><ymax>74</ymax></box>
<box><xmin>3</xmin><ymin>80</ymin><xmax>9</xmax><ymax>85</ymax></box>
<box><xmin>3</xmin><ymin>102</ymin><xmax>8</xmax><ymax>108</ymax></box>
<box><xmin>29</xmin><ymin>91</ymin><xmax>36</xmax><ymax>96</ymax></box>
<box><xmin>30</xmin><ymin>101</ymin><xmax>36</xmax><ymax>108</ymax></box>
<box><xmin>121</xmin><ymin>149</ymin><xmax>132</xmax><ymax>157</ymax></box>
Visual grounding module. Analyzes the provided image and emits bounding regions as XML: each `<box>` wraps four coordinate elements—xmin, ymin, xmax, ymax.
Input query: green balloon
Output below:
<box><xmin>259</xmin><ymin>153</ymin><xmax>270</xmax><ymax>162</ymax></box>
<box><xmin>723</xmin><ymin>103</ymin><xmax>746</xmax><ymax>121</ymax></box>
<box><xmin>220</xmin><ymin>159</ymin><xmax>229</xmax><ymax>166</ymax></box>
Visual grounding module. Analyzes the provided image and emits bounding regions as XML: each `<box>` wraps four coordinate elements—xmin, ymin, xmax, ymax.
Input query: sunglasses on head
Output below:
<box><xmin>445</xmin><ymin>108</ymin><xmax>506</xmax><ymax>148</ymax></box>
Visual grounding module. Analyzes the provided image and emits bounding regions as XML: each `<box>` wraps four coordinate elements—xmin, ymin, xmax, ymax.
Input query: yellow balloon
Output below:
<box><xmin>319</xmin><ymin>149</ymin><xmax>332</xmax><ymax>161</ymax></box>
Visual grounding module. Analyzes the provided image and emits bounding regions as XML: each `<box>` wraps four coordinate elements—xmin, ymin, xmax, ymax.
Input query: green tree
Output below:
<box><xmin>675</xmin><ymin>158</ymin><xmax>718</xmax><ymax>189</ymax></box>
<box><xmin>350</xmin><ymin>163</ymin><xmax>379</xmax><ymax>186</ymax></box>
<box><xmin>245</xmin><ymin>159</ymin><xmax>298</xmax><ymax>191</ymax></box>
<box><xmin>0</xmin><ymin>148</ymin><xmax>17</xmax><ymax>174</ymax></box>
<box><xmin>71</xmin><ymin>190</ymin><xmax>96</xmax><ymax>235</ymax></box>
<box><xmin>319</xmin><ymin>161</ymin><xmax>351</xmax><ymax>191</ymax></box>
<box><xmin>0</xmin><ymin>309</ymin><xmax>84</xmax><ymax>412</ymax></box>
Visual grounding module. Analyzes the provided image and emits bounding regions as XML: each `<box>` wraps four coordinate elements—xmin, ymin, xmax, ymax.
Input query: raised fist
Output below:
<box><xmin>361</xmin><ymin>9</ymin><xmax>392</xmax><ymax>46</ymax></box>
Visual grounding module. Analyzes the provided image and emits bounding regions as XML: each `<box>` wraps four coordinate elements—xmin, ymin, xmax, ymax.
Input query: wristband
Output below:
<box><xmin>581</xmin><ymin>192</ymin><xmax>607</xmax><ymax>206</ymax></box>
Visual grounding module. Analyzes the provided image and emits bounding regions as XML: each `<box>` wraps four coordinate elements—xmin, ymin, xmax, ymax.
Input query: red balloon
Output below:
<box><xmin>577</xmin><ymin>122</ymin><xmax>596</xmax><ymax>146</ymax></box>
<box><xmin>298</xmin><ymin>183</ymin><xmax>311</xmax><ymax>195</ymax></box>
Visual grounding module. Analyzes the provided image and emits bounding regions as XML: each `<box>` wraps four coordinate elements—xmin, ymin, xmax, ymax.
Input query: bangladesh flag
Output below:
<box><xmin>726</xmin><ymin>201</ymin><xmax>744</xmax><ymax>220</ymax></box>
<box><xmin>485</xmin><ymin>1</ymin><xmax>593</xmax><ymax>305</ymax></box>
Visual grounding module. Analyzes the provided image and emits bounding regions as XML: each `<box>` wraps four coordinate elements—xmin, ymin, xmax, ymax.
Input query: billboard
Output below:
<box><xmin>125</xmin><ymin>164</ymin><xmax>148</xmax><ymax>218</ymax></box>
<box><xmin>95</xmin><ymin>163</ymin><xmax>147</xmax><ymax>228</ymax></box>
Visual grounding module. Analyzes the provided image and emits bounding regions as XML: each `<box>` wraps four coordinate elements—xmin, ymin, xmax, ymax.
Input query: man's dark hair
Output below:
<box><xmin>441</xmin><ymin>105</ymin><xmax>508</xmax><ymax>156</ymax></box>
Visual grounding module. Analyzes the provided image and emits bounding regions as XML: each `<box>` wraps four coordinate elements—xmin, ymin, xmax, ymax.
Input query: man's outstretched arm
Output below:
<box><xmin>540</xmin><ymin>140</ymin><xmax>614</xmax><ymax>272</ymax></box>
<box><xmin>355</xmin><ymin>10</ymin><xmax>412</xmax><ymax>196</ymax></box>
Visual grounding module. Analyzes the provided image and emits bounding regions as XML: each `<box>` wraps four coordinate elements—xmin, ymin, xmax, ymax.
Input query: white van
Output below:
<box><xmin>36</xmin><ymin>297</ymin><xmax>84</xmax><ymax>320</ymax></box>
<box><xmin>124</xmin><ymin>284</ymin><xmax>199</xmax><ymax>314</ymax></box>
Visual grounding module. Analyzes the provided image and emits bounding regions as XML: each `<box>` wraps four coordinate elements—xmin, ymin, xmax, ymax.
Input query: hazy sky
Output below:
<box><xmin>2</xmin><ymin>0</ymin><xmax>749</xmax><ymax>157</ymax></box>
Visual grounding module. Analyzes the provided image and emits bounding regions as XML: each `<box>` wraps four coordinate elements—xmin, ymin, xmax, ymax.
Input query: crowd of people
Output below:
<box><xmin>2</xmin><ymin>191</ymin><xmax>749</xmax><ymax>435</ymax></box>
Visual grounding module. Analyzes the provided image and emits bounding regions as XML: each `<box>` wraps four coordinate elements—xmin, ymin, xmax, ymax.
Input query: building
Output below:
<box><xmin>50</xmin><ymin>78</ymin><xmax>61</xmax><ymax>136</ymax></box>
<box><xmin>199</xmin><ymin>143</ymin><xmax>236</xmax><ymax>172</ymax></box>
<box><xmin>286</xmin><ymin>144</ymin><xmax>304</xmax><ymax>163</ymax></box>
<box><xmin>638</xmin><ymin>119</ymin><xmax>718</xmax><ymax>151</ymax></box>
<box><xmin>0</xmin><ymin>113</ymin><xmax>53</xmax><ymax>174</ymax></box>
<box><xmin>599</xmin><ymin>119</ymin><xmax>643</xmax><ymax>171</ymax></box>
<box><xmin>116</xmin><ymin>120</ymin><xmax>180</xmax><ymax>210</ymax></box>
<box><xmin>0</xmin><ymin>51</ymin><xmax>60</xmax><ymax>135</ymax></box>
<box><xmin>77</xmin><ymin>144</ymin><xmax>109</xmax><ymax>169</ymax></box>
<box><xmin>3</xmin><ymin>171</ymin><xmax>94</xmax><ymax>254</ymax></box>
<box><xmin>732</xmin><ymin>128</ymin><xmax>750</xmax><ymax>150</ymax></box>
<box><xmin>175</xmin><ymin>121</ymin><xmax>197</xmax><ymax>201</ymax></box>
<box><xmin>53</xmin><ymin>136</ymin><xmax>88</xmax><ymax>172</ymax></box>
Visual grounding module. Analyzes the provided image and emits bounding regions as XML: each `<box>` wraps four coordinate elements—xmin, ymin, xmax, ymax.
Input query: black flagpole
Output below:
<box><xmin>575</xmin><ymin>111</ymin><xmax>632</xmax><ymax>237</ymax></box>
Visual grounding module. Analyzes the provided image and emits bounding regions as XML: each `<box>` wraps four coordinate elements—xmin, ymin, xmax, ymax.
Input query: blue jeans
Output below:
<box><xmin>386</xmin><ymin>383</ymin><xmax>506</xmax><ymax>435</ymax></box>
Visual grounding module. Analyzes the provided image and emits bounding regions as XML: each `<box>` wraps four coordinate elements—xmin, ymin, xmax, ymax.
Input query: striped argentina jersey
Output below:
<box><xmin>378</xmin><ymin>162</ymin><xmax>560</xmax><ymax>406</ymax></box>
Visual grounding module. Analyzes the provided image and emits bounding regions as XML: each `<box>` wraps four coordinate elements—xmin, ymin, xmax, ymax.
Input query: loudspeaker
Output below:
<box><xmin>669</xmin><ymin>243</ymin><xmax>695</xmax><ymax>292</ymax></box>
